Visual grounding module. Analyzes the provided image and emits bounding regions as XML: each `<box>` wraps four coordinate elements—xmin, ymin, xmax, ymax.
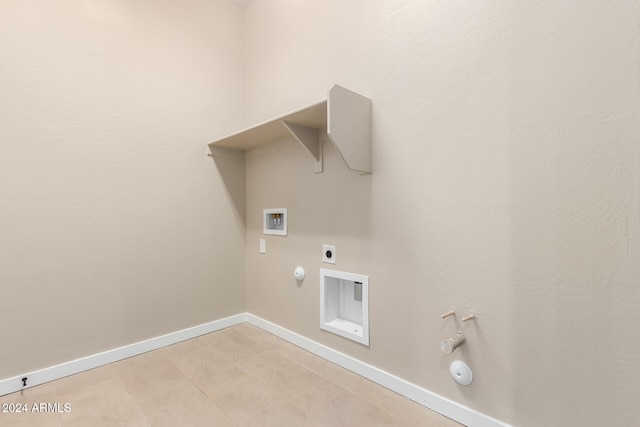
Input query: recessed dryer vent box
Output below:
<box><xmin>320</xmin><ymin>269</ymin><xmax>369</xmax><ymax>346</ymax></box>
<box><xmin>263</xmin><ymin>208</ymin><xmax>287</xmax><ymax>236</ymax></box>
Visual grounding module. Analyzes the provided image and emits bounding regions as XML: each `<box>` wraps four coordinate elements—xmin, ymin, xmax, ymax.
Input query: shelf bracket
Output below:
<box><xmin>327</xmin><ymin>85</ymin><xmax>372</xmax><ymax>174</ymax></box>
<box><xmin>208</xmin><ymin>145</ymin><xmax>244</xmax><ymax>160</ymax></box>
<box><xmin>282</xmin><ymin>120</ymin><xmax>323</xmax><ymax>173</ymax></box>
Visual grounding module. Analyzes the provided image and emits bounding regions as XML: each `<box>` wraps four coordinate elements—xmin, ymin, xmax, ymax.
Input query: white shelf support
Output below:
<box><xmin>327</xmin><ymin>85</ymin><xmax>372</xmax><ymax>174</ymax></box>
<box><xmin>282</xmin><ymin>121</ymin><xmax>323</xmax><ymax>173</ymax></box>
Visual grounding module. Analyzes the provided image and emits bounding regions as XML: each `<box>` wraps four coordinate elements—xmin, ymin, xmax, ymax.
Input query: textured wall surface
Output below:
<box><xmin>1</xmin><ymin>1</ymin><xmax>639</xmax><ymax>425</ymax></box>
<box><xmin>0</xmin><ymin>0</ymin><xmax>246</xmax><ymax>379</ymax></box>
<box><xmin>243</xmin><ymin>1</ymin><xmax>640</xmax><ymax>426</ymax></box>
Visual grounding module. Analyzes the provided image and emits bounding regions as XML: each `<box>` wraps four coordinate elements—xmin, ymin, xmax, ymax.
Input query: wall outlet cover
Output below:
<box><xmin>322</xmin><ymin>244</ymin><xmax>336</xmax><ymax>264</ymax></box>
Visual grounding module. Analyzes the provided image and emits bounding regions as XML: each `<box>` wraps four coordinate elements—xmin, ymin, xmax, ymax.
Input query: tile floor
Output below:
<box><xmin>0</xmin><ymin>324</ymin><xmax>463</xmax><ymax>426</ymax></box>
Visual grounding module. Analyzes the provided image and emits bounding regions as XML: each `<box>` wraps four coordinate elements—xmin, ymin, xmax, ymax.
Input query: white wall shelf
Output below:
<box><xmin>208</xmin><ymin>85</ymin><xmax>372</xmax><ymax>174</ymax></box>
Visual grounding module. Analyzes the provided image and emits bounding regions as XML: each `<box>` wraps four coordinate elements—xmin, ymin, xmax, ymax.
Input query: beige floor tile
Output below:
<box><xmin>290</xmin><ymin>378</ymin><xmax>401</xmax><ymax>427</ymax></box>
<box><xmin>0</xmin><ymin>411</ymin><xmax>61</xmax><ymax>427</ymax></box>
<box><xmin>200</xmin><ymin>327</ymin><xmax>273</xmax><ymax>362</ymax></box>
<box><xmin>234</xmin><ymin>324</ymin><xmax>302</xmax><ymax>353</ymax></box>
<box><xmin>281</xmin><ymin>344</ymin><xmax>366</xmax><ymax>390</ymax></box>
<box><xmin>59</xmin><ymin>378</ymin><xmax>149</xmax><ymax>427</ymax></box>
<box><xmin>159</xmin><ymin>337</ymin><xmax>209</xmax><ymax>362</ymax></box>
<box><xmin>300</xmin><ymin>420</ymin><xmax>332</xmax><ymax>427</ymax></box>
<box><xmin>352</xmin><ymin>380</ymin><xmax>464</xmax><ymax>426</ymax></box>
<box><xmin>210</xmin><ymin>375</ymin><xmax>308</xmax><ymax>427</ymax></box>
<box><xmin>54</xmin><ymin>365</ymin><xmax>116</xmax><ymax>399</ymax></box>
<box><xmin>111</xmin><ymin>353</ymin><xmax>193</xmax><ymax>403</ymax></box>
<box><xmin>237</xmin><ymin>350</ymin><xmax>326</xmax><ymax>399</ymax></box>
<box><xmin>229</xmin><ymin>322</ymin><xmax>264</xmax><ymax>337</ymax></box>
<box><xmin>137</xmin><ymin>382</ymin><xmax>234</xmax><ymax>427</ymax></box>
<box><xmin>0</xmin><ymin>383</ymin><xmax>61</xmax><ymax>427</ymax></box>
<box><xmin>171</xmin><ymin>345</ymin><xmax>249</xmax><ymax>391</ymax></box>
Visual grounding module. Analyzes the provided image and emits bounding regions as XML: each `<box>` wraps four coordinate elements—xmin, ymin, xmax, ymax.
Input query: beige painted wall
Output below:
<box><xmin>2</xmin><ymin>1</ymin><xmax>639</xmax><ymax>425</ymax></box>
<box><xmin>0</xmin><ymin>0</ymin><xmax>246</xmax><ymax>379</ymax></box>
<box><xmin>243</xmin><ymin>1</ymin><xmax>640</xmax><ymax>426</ymax></box>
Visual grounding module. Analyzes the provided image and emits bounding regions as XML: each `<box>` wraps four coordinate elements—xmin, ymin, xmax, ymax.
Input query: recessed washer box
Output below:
<box><xmin>320</xmin><ymin>269</ymin><xmax>369</xmax><ymax>346</ymax></box>
<box><xmin>263</xmin><ymin>208</ymin><xmax>287</xmax><ymax>236</ymax></box>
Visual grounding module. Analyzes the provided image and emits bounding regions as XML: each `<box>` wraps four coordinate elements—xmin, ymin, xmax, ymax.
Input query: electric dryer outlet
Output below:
<box><xmin>322</xmin><ymin>245</ymin><xmax>336</xmax><ymax>264</ymax></box>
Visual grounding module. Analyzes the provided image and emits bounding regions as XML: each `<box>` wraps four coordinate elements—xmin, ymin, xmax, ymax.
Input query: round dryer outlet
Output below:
<box><xmin>322</xmin><ymin>244</ymin><xmax>336</xmax><ymax>264</ymax></box>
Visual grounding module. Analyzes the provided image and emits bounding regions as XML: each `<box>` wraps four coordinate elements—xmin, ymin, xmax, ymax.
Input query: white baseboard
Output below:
<box><xmin>245</xmin><ymin>314</ymin><xmax>510</xmax><ymax>427</ymax></box>
<box><xmin>0</xmin><ymin>312</ymin><xmax>509</xmax><ymax>427</ymax></box>
<box><xmin>0</xmin><ymin>313</ymin><xmax>247</xmax><ymax>397</ymax></box>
